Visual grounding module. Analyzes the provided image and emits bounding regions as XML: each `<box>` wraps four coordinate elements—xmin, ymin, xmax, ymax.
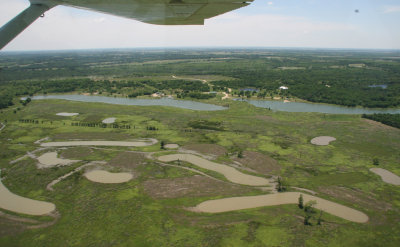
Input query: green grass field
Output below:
<box><xmin>0</xmin><ymin>98</ymin><xmax>400</xmax><ymax>246</ymax></box>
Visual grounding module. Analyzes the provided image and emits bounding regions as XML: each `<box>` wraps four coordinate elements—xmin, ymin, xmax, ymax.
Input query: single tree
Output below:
<box><xmin>237</xmin><ymin>150</ymin><xmax>243</xmax><ymax>158</ymax></box>
<box><xmin>317</xmin><ymin>211</ymin><xmax>323</xmax><ymax>225</ymax></box>
<box><xmin>298</xmin><ymin>194</ymin><xmax>304</xmax><ymax>209</ymax></box>
<box><xmin>304</xmin><ymin>215</ymin><xmax>311</xmax><ymax>225</ymax></box>
<box><xmin>373</xmin><ymin>158</ymin><xmax>380</xmax><ymax>166</ymax></box>
<box><xmin>160</xmin><ymin>140</ymin><xmax>165</xmax><ymax>150</ymax></box>
<box><xmin>303</xmin><ymin>200</ymin><xmax>317</xmax><ymax>225</ymax></box>
<box><xmin>277</xmin><ymin>176</ymin><xmax>288</xmax><ymax>192</ymax></box>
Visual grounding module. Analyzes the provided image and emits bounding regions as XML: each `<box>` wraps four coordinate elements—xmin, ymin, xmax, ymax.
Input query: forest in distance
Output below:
<box><xmin>0</xmin><ymin>48</ymin><xmax>400</xmax><ymax>109</ymax></box>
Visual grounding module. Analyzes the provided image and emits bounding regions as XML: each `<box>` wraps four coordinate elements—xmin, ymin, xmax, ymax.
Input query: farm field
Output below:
<box><xmin>0</xmin><ymin>95</ymin><xmax>400</xmax><ymax>246</ymax></box>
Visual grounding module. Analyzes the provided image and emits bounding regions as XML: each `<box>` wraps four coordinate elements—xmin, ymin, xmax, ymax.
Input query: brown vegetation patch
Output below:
<box><xmin>362</xmin><ymin>119</ymin><xmax>398</xmax><ymax>131</ymax></box>
<box><xmin>0</xmin><ymin>217</ymin><xmax>27</xmax><ymax>236</ymax></box>
<box><xmin>234</xmin><ymin>151</ymin><xmax>281</xmax><ymax>175</ymax></box>
<box><xmin>182</xmin><ymin>144</ymin><xmax>227</xmax><ymax>156</ymax></box>
<box><xmin>255</xmin><ymin>115</ymin><xmax>279</xmax><ymax>123</ymax></box>
<box><xmin>108</xmin><ymin>152</ymin><xmax>145</xmax><ymax>169</ymax></box>
<box><xmin>60</xmin><ymin>147</ymin><xmax>93</xmax><ymax>159</ymax></box>
<box><xmin>143</xmin><ymin>175</ymin><xmax>255</xmax><ymax>199</ymax></box>
<box><xmin>318</xmin><ymin>186</ymin><xmax>391</xmax><ymax>212</ymax></box>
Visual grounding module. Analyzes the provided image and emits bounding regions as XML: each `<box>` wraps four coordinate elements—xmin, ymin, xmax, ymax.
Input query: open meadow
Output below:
<box><xmin>1</xmin><ymin>96</ymin><xmax>400</xmax><ymax>246</ymax></box>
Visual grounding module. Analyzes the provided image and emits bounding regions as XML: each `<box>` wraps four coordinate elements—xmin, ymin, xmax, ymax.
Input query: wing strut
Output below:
<box><xmin>0</xmin><ymin>4</ymin><xmax>53</xmax><ymax>50</ymax></box>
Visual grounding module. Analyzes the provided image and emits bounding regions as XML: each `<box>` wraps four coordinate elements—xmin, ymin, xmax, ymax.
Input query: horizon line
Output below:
<box><xmin>2</xmin><ymin>46</ymin><xmax>400</xmax><ymax>53</ymax></box>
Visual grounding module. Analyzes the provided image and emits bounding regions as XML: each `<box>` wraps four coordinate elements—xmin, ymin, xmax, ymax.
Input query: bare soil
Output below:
<box><xmin>84</xmin><ymin>170</ymin><xmax>133</xmax><ymax>183</ymax></box>
<box><xmin>310</xmin><ymin>136</ymin><xmax>336</xmax><ymax>146</ymax></box>
<box><xmin>193</xmin><ymin>192</ymin><xmax>369</xmax><ymax>223</ymax></box>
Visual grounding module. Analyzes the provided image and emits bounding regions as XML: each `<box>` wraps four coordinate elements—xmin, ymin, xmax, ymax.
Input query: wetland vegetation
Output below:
<box><xmin>0</xmin><ymin>49</ymin><xmax>399</xmax><ymax>246</ymax></box>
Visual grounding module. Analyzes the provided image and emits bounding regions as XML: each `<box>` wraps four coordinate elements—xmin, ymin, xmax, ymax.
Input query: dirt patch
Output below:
<box><xmin>102</xmin><ymin>117</ymin><xmax>116</xmax><ymax>124</ymax></box>
<box><xmin>108</xmin><ymin>152</ymin><xmax>146</xmax><ymax>169</ymax></box>
<box><xmin>318</xmin><ymin>186</ymin><xmax>391</xmax><ymax>211</ymax></box>
<box><xmin>84</xmin><ymin>170</ymin><xmax>133</xmax><ymax>183</ymax></box>
<box><xmin>182</xmin><ymin>144</ymin><xmax>227</xmax><ymax>157</ymax></box>
<box><xmin>165</xmin><ymin>144</ymin><xmax>179</xmax><ymax>149</ymax></box>
<box><xmin>311</xmin><ymin>136</ymin><xmax>336</xmax><ymax>146</ymax></box>
<box><xmin>233</xmin><ymin>151</ymin><xmax>280</xmax><ymax>175</ymax></box>
<box><xmin>37</xmin><ymin>152</ymin><xmax>79</xmax><ymax>168</ymax></box>
<box><xmin>370</xmin><ymin>168</ymin><xmax>400</xmax><ymax>185</ymax></box>
<box><xmin>0</xmin><ymin>179</ymin><xmax>56</xmax><ymax>215</ymax></box>
<box><xmin>143</xmin><ymin>175</ymin><xmax>255</xmax><ymax>199</ymax></box>
<box><xmin>56</xmin><ymin>112</ymin><xmax>79</xmax><ymax>116</ymax></box>
<box><xmin>192</xmin><ymin>192</ymin><xmax>369</xmax><ymax>223</ymax></box>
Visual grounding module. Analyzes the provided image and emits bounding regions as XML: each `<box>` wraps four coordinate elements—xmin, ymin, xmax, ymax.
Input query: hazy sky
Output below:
<box><xmin>1</xmin><ymin>0</ymin><xmax>400</xmax><ymax>51</ymax></box>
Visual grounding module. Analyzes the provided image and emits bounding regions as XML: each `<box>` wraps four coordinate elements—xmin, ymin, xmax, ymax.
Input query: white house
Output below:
<box><xmin>279</xmin><ymin>86</ymin><xmax>289</xmax><ymax>90</ymax></box>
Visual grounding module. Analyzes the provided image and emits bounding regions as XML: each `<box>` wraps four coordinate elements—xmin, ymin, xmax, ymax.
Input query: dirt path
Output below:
<box><xmin>172</xmin><ymin>75</ymin><xmax>208</xmax><ymax>83</ymax></box>
<box><xmin>192</xmin><ymin>192</ymin><xmax>368</xmax><ymax>223</ymax></box>
<box><xmin>47</xmin><ymin>161</ymin><xmax>106</xmax><ymax>191</ymax></box>
<box><xmin>0</xmin><ymin>122</ymin><xmax>5</xmax><ymax>132</ymax></box>
<box><xmin>222</xmin><ymin>92</ymin><xmax>230</xmax><ymax>100</ymax></box>
<box><xmin>292</xmin><ymin>187</ymin><xmax>317</xmax><ymax>195</ymax></box>
<box><xmin>158</xmin><ymin>154</ymin><xmax>272</xmax><ymax>186</ymax></box>
<box><xmin>34</xmin><ymin>137</ymin><xmax>50</xmax><ymax>144</ymax></box>
<box><xmin>9</xmin><ymin>147</ymin><xmax>49</xmax><ymax>165</ymax></box>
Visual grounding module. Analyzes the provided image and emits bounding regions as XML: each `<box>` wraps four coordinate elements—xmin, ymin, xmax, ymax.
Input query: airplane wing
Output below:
<box><xmin>0</xmin><ymin>0</ymin><xmax>253</xmax><ymax>49</ymax></box>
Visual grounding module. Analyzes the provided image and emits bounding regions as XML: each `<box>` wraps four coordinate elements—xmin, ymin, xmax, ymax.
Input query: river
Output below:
<box><xmin>29</xmin><ymin>95</ymin><xmax>400</xmax><ymax>114</ymax></box>
<box><xmin>247</xmin><ymin>99</ymin><xmax>400</xmax><ymax>114</ymax></box>
<box><xmin>30</xmin><ymin>95</ymin><xmax>227</xmax><ymax>111</ymax></box>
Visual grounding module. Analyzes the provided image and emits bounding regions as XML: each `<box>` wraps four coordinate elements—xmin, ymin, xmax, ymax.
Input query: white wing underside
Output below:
<box><xmin>0</xmin><ymin>0</ymin><xmax>253</xmax><ymax>49</ymax></box>
<box><xmin>33</xmin><ymin>0</ymin><xmax>253</xmax><ymax>25</ymax></box>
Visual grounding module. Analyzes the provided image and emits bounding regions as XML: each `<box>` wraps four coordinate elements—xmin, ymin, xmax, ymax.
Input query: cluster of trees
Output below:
<box><xmin>127</xmin><ymin>90</ymin><xmax>153</xmax><ymax>98</ymax></box>
<box><xmin>146</xmin><ymin>126</ymin><xmax>158</xmax><ymax>131</ymax></box>
<box><xmin>188</xmin><ymin>120</ymin><xmax>224</xmax><ymax>131</ymax></box>
<box><xmin>277</xmin><ymin>177</ymin><xmax>289</xmax><ymax>192</ymax></box>
<box><xmin>141</xmin><ymin>80</ymin><xmax>209</xmax><ymax>92</ymax></box>
<box><xmin>19</xmin><ymin>119</ymin><xmax>41</xmax><ymax>124</ymax></box>
<box><xmin>298</xmin><ymin>195</ymin><xmax>322</xmax><ymax>225</ymax></box>
<box><xmin>177</xmin><ymin>92</ymin><xmax>215</xmax><ymax>99</ymax></box>
<box><xmin>20</xmin><ymin>97</ymin><xmax>31</xmax><ymax>106</ymax></box>
<box><xmin>71</xmin><ymin>122</ymin><xmax>131</xmax><ymax>129</ymax></box>
<box><xmin>0</xmin><ymin>91</ymin><xmax>13</xmax><ymax>109</ymax></box>
<box><xmin>362</xmin><ymin>113</ymin><xmax>400</xmax><ymax>129</ymax></box>
<box><xmin>1</xmin><ymin>49</ymin><xmax>400</xmax><ymax>109</ymax></box>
